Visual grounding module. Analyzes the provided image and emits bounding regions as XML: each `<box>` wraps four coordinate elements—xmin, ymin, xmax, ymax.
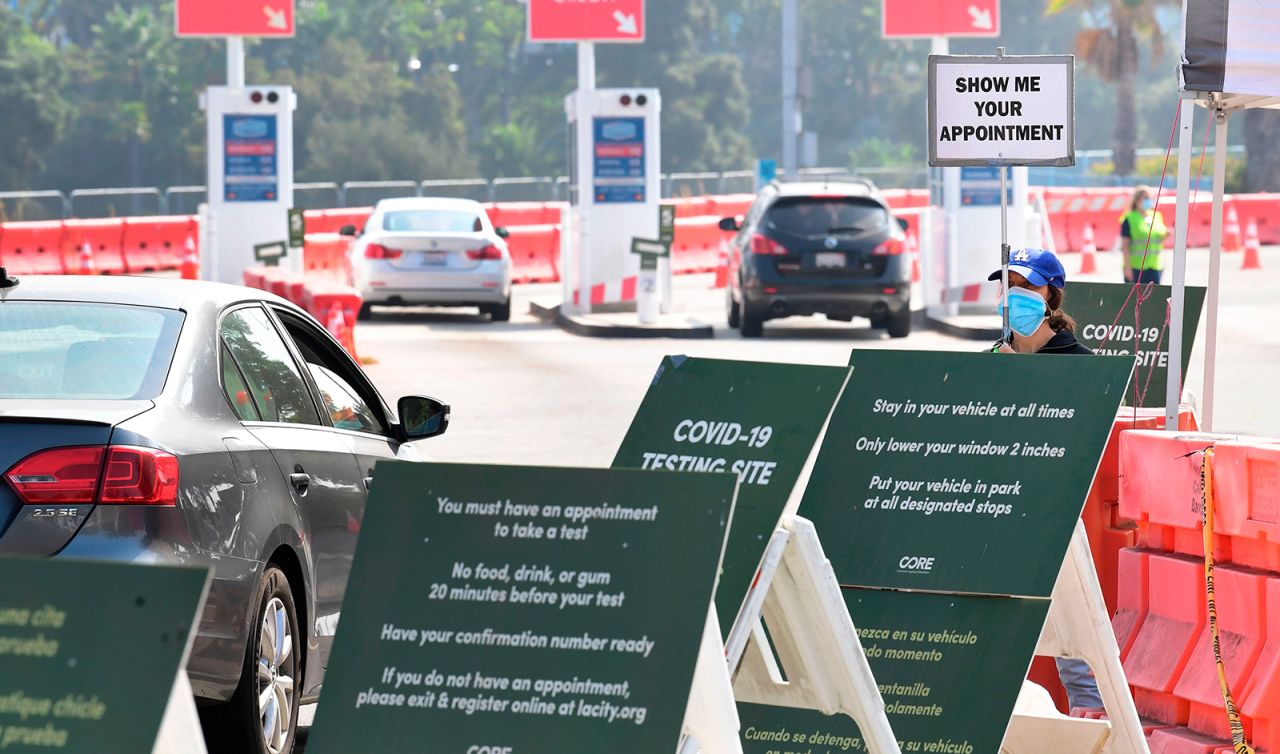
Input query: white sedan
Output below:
<box><xmin>342</xmin><ymin>197</ymin><xmax>513</xmax><ymax>321</ymax></box>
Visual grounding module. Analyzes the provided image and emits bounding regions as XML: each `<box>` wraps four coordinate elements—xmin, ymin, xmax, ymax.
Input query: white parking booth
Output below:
<box><xmin>564</xmin><ymin>87</ymin><xmax>664</xmax><ymax>314</ymax></box>
<box><xmin>200</xmin><ymin>85</ymin><xmax>297</xmax><ymax>284</ymax></box>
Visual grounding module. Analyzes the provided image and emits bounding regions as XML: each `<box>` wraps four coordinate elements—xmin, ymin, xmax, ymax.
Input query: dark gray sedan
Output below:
<box><xmin>0</xmin><ymin>272</ymin><xmax>447</xmax><ymax>754</ymax></box>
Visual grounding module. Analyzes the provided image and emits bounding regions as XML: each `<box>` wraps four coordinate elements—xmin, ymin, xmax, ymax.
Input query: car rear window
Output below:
<box><xmin>383</xmin><ymin>210</ymin><xmax>482</xmax><ymax>233</ymax></box>
<box><xmin>0</xmin><ymin>302</ymin><xmax>183</xmax><ymax>399</ymax></box>
<box><xmin>764</xmin><ymin>197</ymin><xmax>890</xmax><ymax>238</ymax></box>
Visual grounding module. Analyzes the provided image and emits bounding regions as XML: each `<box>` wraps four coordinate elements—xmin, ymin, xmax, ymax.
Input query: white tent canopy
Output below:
<box><xmin>1166</xmin><ymin>0</ymin><xmax>1280</xmax><ymax>430</ymax></box>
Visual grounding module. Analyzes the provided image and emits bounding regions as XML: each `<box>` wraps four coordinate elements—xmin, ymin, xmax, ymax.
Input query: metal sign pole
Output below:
<box><xmin>995</xmin><ymin>47</ymin><xmax>1011</xmax><ymax>343</ymax></box>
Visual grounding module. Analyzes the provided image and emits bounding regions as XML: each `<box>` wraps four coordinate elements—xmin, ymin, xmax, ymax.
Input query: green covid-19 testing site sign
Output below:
<box><xmin>306</xmin><ymin>462</ymin><xmax>736</xmax><ymax>754</ymax></box>
<box><xmin>613</xmin><ymin>355</ymin><xmax>848</xmax><ymax>634</ymax></box>
<box><xmin>0</xmin><ymin>558</ymin><xmax>208</xmax><ymax>754</ymax></box>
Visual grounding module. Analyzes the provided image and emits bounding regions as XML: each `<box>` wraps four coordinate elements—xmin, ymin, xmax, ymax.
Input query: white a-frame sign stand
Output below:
<box><xmin>1001</xmin><ymin>520</ymin><xmax>1149</xmax><ymax>754</ymax></box>
<box><xmin>679</xmin><ymin>517</ymin><xmax>901</xmax><ymax>754</ymax></box>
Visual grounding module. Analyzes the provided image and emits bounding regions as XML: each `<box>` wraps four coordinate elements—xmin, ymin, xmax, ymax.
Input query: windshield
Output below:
<box><xmin>764</xmin><ymin>197</ymin><xmax>890</xmax><ymax>238</ymax></box>
<box><xmin>0</xmin><ymin>302</ymin><xmax>184</xmax><ymax>399</ymax></box>
<box><xmin>382</xmin><ymin>210</ymin><xmax>483</xmax><ymax>233</ymax></box>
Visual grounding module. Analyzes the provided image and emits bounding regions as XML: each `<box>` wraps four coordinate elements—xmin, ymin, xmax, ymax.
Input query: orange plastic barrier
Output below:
<box><xmin>303</xmin><ymin>208</ymin><xmax>373</xmax><ymax>235</ymax></box>
<box><xmin>1239</xmin><ymin>576</ymin><xmax>1280</xmax><ymax>753</ymax></box>
<box><xmin>503</xmin><ymin>224</ymin><xmax>560</xmax><ymax>283</ymax></box>
<box><xmin>122</xmin><ymin>215</ymin><xmax>196</xmax><ymax>272</ymax></box>
<box><xmin>298</xmin><ymin>282</ymin><xmax>362</xmax><ymax>359</ymax></box>
<box><xmin>1124</xmin><ymin>552</ymin><xmax>1206</xmax><ymax>724</ymax></box>
<box><xmin>302</xmin><ymin>233</ymin><xmax>351</xmax><ymax>285</ymax></box>
<box><xmin>879</xmin><ymin>189</ymin><xmax>930</xmax><ymax>210</ymax></box>
<box><xmin>1066</xmin><ymin>189</ymin><xmax>1130</xmax><ymax>252</ymax></box>
<box><xmin>0</xmin><ymin>220</ymin><xmax>66</xmax><ymax>275</ymax></box>
<box><xmin>1112</xmin><ymin>547</ymin><xmax>1150</xmax><ymax>660</ymax></box>
<box><xmin>706</xmin><ymin>194</ymin><xmax>755</xmax><ymax>220</ymax></box>
<box><xmin>1119</xmin><ymin>431</ymin><xmax>1233</xmax><ymax>559</ymax></box>
<box><xmin>893</xmin><ymin>207</ymin><xmax>925</xmax><ymax>243</ymax></box>
<box><xmin>670</xmin><ymin>216</ymin><xmax>728</xmax><ymax>274</ymax></box>
<box><xmin>1233</xmin><ymin>194</ymin><xmax>1280</xmax><ymax>246</ymax></box>
<box><xmin>62</xmin><ymin>219</ymin><xmax>128</xmax><ymax>275</ymax></box>
<box><xmin>1212</xmin><ymin>440</ymin><xmax>1280</xmax><ymax>573</ymax></box>
<box><xmin>484</xmin><ymin>202</ymin><xmax>563</xmax><ymax>230</ymax></box>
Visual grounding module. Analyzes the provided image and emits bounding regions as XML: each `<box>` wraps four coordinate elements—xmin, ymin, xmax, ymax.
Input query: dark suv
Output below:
<box><xmin>721</xmin><ymin>180</ymin><xmax>911</xmax><ymax>338</ymax></box>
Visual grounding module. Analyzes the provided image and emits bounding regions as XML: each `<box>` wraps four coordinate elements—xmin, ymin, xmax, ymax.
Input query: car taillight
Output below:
<box><xmin>365</xmin><ymin>243</ymin><xmax>403</xmax><ymax>260</ymax></box>
<box><xmin>873</xmin><ymin>237</ymin><xmax>905</xmax><ymax>256</ymax></box>
<box><xmin>101</xmin><ymin>447</ymin><xmax>179</xmax><ymax>505</ymax></box>
<box><xmin>3</xmin><ymin>445</ymin><xmax>178</xmax><ymax>506</ymax></box>
<box><xmin>750</xmin><ymin>233</ymin><xmax>789</xmax><ymax>255</ymax></box>
<box><xmin>4</xmin><ymin>447</ymin><xmax>104</xmax><ymax>504</ymax></box>
<box><xmin>466</xmin><ymin>245</ymin><xmax>502</xmax><ymax>261</ymax></box>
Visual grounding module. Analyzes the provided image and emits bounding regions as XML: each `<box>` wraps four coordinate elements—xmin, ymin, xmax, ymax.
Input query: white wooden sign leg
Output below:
<box><xmin>1003</xmin><ymin>520</ymin><xmax>1149</xmax><ymax>754</ymax></box>
<box><xmin>679</xmin><ymin>606</ymin><xmax>744</xmax><ymax>754</ymax></box>
<box><xmin>152</xmin><ymin>671</ymin><xmax>208</xmax><ymax>754</ymax></box>
<box><xmin>732</xmin><ymin>516</ymin><xmax>900</xmax><ymax>754</ymax></box>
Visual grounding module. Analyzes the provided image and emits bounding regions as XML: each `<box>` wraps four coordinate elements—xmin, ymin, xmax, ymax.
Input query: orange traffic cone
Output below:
<box><xmin>78</xmin><ymin>242</ymin><xmax>95</xmax><ymax>275</ymax></box>
<box><xmin>907</xmin><ymin>230</ymin><xmax>921</xmax><ymax>283</ymax></box>
<box><xmin>180</xmin><ymin>235</ymin><xmax>199</xmax><ymax>280</ymax></box>
<box><xmin>1224</xmin><ymin>205</ymin><xmax>1243</xmax><ymax>252</ymax></box>
<box><xmin>1242</xmin><ymin>218</ymin><xmax>1262</xmax><ymax>270</ymax></box>
<box><xmin>711</xmin><ymin>241</ymin><xmax>729</xmax><ymax>289</ymax></box>
<box><xmin>341</xmin><ymin>306</ymin><xmax>359</xmax><ymax>360</ymax></box>
<box><xmin>1079</xmin><ymin>223</ymin><xmax>1098</xmax><ymax>275</ymax></box>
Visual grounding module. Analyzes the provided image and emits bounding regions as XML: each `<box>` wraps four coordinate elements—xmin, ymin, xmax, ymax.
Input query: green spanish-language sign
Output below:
<box><xmin>307</xmin><ymin>462</ymin><xmax>736</xmax><ymax>754</ymax></box>
<box><xmin>738</xmin><ymin>589</ymin><xmax>1049</xmax><ymax>754</ymax></box>
<box><xmin>801</xmin><ymin>350</ymin><xmax>1133</xmax><ymax>598</ymax></box>
<box><xmin>613</xmin><ymin>356</ymin><xmax>848</xmax><ymax>635</ymax></box>
<box><xmin>288</xmin><ymin>207</ymin><xmax>306</xmax><ymax>248</ymax></box>
<box><xmin>659</xmin><ymin>205</ymin><xmax>676</xmax><ymax>244</ymax></box>
<box><xmin>1065</xmin><ymin>282</ymin><xmax>1205</xmax><ymax>408</ymax></box>
<box><xmin>0</xmin><ymin>558</ymin><xmax>208</xmax><ymax>754</ymax></box>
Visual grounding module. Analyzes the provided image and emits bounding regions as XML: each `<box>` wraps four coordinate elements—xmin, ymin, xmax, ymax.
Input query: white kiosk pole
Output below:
<box><xmin>226</xmin><ymin>37</ymin><xmax>245</xmax><ymax>89</ymax></box>
<box><xmin>576</xmin><ymin>42</ymin><xmax>596</xmax><ymax>315</ymax></box>
<box><xmin>1202</xmin><ymin>105</ymin><xmax>1228</xmax><ymax>431</ymax></box>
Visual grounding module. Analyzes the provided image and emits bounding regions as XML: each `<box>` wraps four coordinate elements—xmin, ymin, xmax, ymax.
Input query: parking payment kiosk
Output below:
<box><xmin>201</xmin><ymin>85</ymin><xmax>297</xmax><ymax>284</ymax></box>
<box><xmin>939</xmin><ymin>165</ymin><xmax>1031</xmax><ymax>313</ymax></box>
<box><xmin>565</xmin><ymin>88</ymin><xmax>663</xmax><ymax>314</ymax></box>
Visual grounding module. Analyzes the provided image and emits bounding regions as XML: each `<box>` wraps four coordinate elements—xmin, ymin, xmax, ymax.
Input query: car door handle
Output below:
<box><xmin>289</xmin><ymin>472</ymin><xmax>311</xmax><ymax>493</ymax></box>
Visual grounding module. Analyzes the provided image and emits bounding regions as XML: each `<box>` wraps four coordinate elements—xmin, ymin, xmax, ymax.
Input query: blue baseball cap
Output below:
<box><xmin>987</xmin><ymin>247</ymin><xmax>1067</xmax><ymax>289</ymax></box>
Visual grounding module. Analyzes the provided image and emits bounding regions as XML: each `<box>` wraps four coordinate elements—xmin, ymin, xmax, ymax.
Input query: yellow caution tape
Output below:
<box><xmin>1200</xmin><ymin>446</ymin><xmax>1256</xmax><ymax>754</ymax></box>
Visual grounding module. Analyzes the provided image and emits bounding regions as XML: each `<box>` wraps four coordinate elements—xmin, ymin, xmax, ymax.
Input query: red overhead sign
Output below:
<box><xmin>882</xmin><ymin>0</ymin><xmax>1000</xmax><ymax>39</ymax></box>
<box><xmin>176</xmin><ymin>0</ymin><xmax>295</xmax><ymax>37</ymax></box>
<box><xmin>527</xmin><ymin>0</ymin><xmax>645</xmax><ymax>43</ymax></box>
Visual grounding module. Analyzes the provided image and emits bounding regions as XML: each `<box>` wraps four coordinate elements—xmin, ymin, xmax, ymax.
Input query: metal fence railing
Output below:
<box><xmin>491</xmin><ymin>176</ymin><xmax>564</xmax><ymax>202</ymax></box>
<box><xmin>418</xmin><ymin>179</ymin><xmax>491</xmax><ymax>203</ymax></box>
<box><xmin>68</xmin><ymin>187</ymin><xmax>164</xmax><ymax>218</ymax></box>
<box><xmin>0</xmin><ymin>191</ymin><xmax>71</xmax><ymax>222</ymax></box>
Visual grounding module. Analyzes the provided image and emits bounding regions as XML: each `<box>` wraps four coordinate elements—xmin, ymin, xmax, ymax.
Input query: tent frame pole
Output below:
<box><xmin>1165</xmin><ymin>98</ymin><xmax>1196</xmax><ymax>429</ymax></box>
<box><xmin>1202</xmin><ymin>106</ymin><xmax>1229</xmax><ymax>431</ymax></box>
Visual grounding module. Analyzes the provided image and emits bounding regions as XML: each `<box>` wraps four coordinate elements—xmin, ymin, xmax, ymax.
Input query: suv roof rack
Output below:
<box><xmin>768</xmin><ymin>174</ymin><xmax>880</xmax><ymax>193</ymax></box>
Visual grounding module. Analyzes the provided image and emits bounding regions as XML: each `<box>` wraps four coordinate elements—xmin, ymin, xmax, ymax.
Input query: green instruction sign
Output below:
<box><xmin>253</xmin><ymin>240</ymin><xmax>288</xmax><ymax>266</ymax></box>
<box><xmin>659</xmin><ymin>205</ymin><xmax>676</xmax><ymax>244</ymax></box>
<box><xmin>1066</xmin><ymin>282</ymin><xmax>1206</xmax><ymax>408</ymax></box>
<box><xmin>288</xmin><ymin>207</ymin><xmax>306</xmax><ymax>248</ymax></box>
<box><xmin>801</xmin><ymin>350</ymin><xmax>1133</xmax><ymax>597</ymax></box>
<box><xmin>614</xmin><ymin>356</ymin><xmax>848</xmax><ymax>635</ymax></box>
<box><xmin>631</xmin><ymin>237</ymin><xmax>669</xmax><ymax>258</ymax></box>
<box><xmin>0</xmin><ymin>558</ymin><xmax>208</xmax><ymax>754</ymax></box>
<box><xmin>739</xmin><ymin>589</ymin><xmax>1049</xmax><ymax>754</ymax></box>
<box><xmin>307</xmin><ymin>462</ymin><xmax>736</xmax><ymax>754</ymax></box>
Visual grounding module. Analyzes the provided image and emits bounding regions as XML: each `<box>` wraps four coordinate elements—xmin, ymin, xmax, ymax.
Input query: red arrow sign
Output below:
<box><xmin>882</xmin><ymin>0</ymin><xmax>999</xmax><ymax>38</ymax></box>
<box><xmin>176</xmin><ymin>0</ymin><xmax>295</xmax><ymax>37</ymax></box>
<box><xmin>528</xmin><ymin>0</ymin><xmax>645</xmax><ymax>43</ymax></box>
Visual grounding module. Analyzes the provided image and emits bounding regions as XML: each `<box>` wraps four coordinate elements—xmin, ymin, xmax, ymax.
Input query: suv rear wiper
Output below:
<box><xmin>826</xmin><ymin>225</ymin><xmax>871</xmax><ymax>234</ymax></box>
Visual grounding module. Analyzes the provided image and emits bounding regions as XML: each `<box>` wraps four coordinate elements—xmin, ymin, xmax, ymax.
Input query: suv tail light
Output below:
<box><xmin>365</xmin><ymin>243</ymin><xmax>403</xmax><ymax>260</ymax></box>
<box><xmin>466</xmin><ymin>245</ymin><xmax>502</xmax><ymax>261</ymax></box>
<box><xmin>750</xmin><ymin>233</ymin><xmax>789</xmax><ymax>256</ymax></box>
<box><xmin>4</xmin><ymin>446</ymin><xmax>179</xmax><ymax>506</ymax></box>
<box><xmin>872</xmin><ymin>237</ymin><xmax>905</xmax><ymax>256</ymax></box>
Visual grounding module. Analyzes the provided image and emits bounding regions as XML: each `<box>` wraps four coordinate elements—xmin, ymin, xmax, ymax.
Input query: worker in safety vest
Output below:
<box><xmin>1119</xmin><ymin>186</ymin><xmax>1166</xmax><ymax>285</ymax></box>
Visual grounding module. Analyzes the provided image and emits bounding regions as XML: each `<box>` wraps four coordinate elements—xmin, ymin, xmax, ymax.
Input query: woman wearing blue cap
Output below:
<box><xmin>989</xmin><ymin>247</ymin><xmax>1092</xmax><ymax>355</ymax></box>
<box><xmin>990</xmin><ymin>246</ymin><xmax>1104</xmax><ymax>712</ymax></box>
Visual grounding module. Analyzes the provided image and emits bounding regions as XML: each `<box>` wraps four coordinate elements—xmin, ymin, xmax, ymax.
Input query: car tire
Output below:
<box><xmin>740</xmin><ymin>308</ymin><xmax>764</xmax><ymax>338</ymax></box>
<box><xmin>202</xmin><ymin>566</ymin><xmax>301</xmax><ymax>754</ymax></box>
<box><xmin>886</xmin><ymin>309</ymin><xmax>912</xmax><ymax>338</ymax></box>
<box><xmin>483</xmin><ymin>298</ymin><xmax>511</xmax><ymax>322</ymax></box>
<box><xmin>356</xmin><ymin>302</ymin><xmax>374</xmax><ymax>322</ymax></box>
<box><xmin>726</xmin><ymin>288</ymin><xmax>741</xmax><ymax>329</ymax></box>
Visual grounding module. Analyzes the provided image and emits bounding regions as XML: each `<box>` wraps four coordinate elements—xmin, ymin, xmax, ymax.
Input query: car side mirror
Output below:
<box><xmin>494</xmin><ymin>226</ymin><xmax>510</xmax><ymax>239</ymax></box>
<box><xmin>338</xmin><ymin>224</ymin><xmax>358</xmax><ymax>237</ymax></box>
<box><xmin>719</xmin><ymin>217</ymin><xmax>740</xmax><ymax>232</ymax></box>
<box><xmin>398</xmin><ymin>395</ymin><xmax>449</xmax><ymax>440</ymax></box>
<box><xmin>896</xmin><ymin>217</ymin><xmax>910</xmax><ymax>232</ymax></box>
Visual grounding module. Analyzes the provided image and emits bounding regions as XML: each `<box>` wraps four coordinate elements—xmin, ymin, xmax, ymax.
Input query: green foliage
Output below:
<box><xmin>0</xmin><ymin>6</ymin><xmax>68</xmax><ymax>190</ymax></box>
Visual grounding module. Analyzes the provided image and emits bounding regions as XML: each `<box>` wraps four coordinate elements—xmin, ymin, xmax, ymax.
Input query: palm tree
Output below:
<box><xmin>1047</xmin><ymin>0</ymin><xmax>1172</xmax><ymax>175</ymax></box>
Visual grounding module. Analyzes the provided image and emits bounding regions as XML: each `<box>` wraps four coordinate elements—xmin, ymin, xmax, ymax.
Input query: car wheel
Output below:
<box><xmin>726</xmin><ymin>288</ymin><xmax>741</xmax><ymax>329</ymax></box>
<box><xmin>886</xmin><ymin>309</ymin><xmax>912</xmax><ymax>338</ymax></box>
<box><xmin>356</xmin><ymin>302</ymin><xmax>373</xmax><ymax>322</ymax></box>
<box><xmin>203</xmin><ymin>566</ymin><xmax>300</xmax><ymax>754</ymax></box>
<box><xmin>740</xmin><ymin>308</ymin><xmax>764</xmax><ymax>338</ymax></box>
<box><xmin>483</xmin><ymin>298</ymin><xmax>511</xmax><ymax>322</ymax></box>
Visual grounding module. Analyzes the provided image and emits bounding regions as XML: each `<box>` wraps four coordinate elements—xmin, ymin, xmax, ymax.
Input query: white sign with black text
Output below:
<box><xmin>928</xmin><ymin>54</ymin><xmax>1075</xmax><ymax>167</ymax></box>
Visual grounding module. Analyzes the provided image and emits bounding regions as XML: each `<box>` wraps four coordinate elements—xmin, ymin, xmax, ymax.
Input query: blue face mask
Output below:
<box><xmin>1143</xmin><ymin>199</ymin><xmax>1154</xmax><ymax>211</ymax></box>
<box><xmin>997</xmin><ymin>287</ymin><xmax>1048</xmax><ymax>338</ymax></box>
